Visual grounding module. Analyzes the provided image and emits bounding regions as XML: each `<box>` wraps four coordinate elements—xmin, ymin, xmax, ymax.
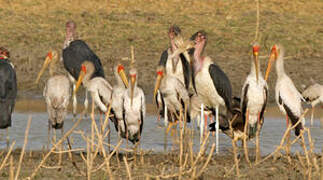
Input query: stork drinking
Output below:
<box><xmin>302</xmin><ymin>79</ymin><xmax>323</xmax><ymax>125</ymax></box>
<box><xmin>265</xmin><ymin>44</ymin><xmax>304</xmax><ymax>136</ymax></box>
<box><xmin>191</xmin><ymin>30</ymin><xmax>233</xmax><ymax>152</ymax></box>
<box><xmin>35</xmin><ymin>51</ymin><xmax>71</xmax><ymax>146</ymax></box>
<box><xmin>154</xmin><ymin>65</ymin><xmax>190</xmax><ymax>133</ymax></box>
<box><xmin>123</xmin><ymin>68</ymin><xmax>145</xmax><ymax>144</ymax></box>
<box><xmin>0</xmin><ymin>48</ymin><xmax>17</xmax><ymax>147</ymax></box>
<box><xmin>62</xmin><ymin>21</ymin><xmax>105</xmax><ymax>117</ymax></box>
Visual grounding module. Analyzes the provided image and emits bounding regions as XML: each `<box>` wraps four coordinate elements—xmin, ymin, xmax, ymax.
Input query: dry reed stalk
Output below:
<box><xmin>27</xmin><ymin>113</ymin><xmax>84</xmax><ymax>180</ymax></box>
<box><xmin>300</xmin><ymin>130</ymin><xmax>312</xmax><ymax>179</ymax></box>
<box><xmin>123</xmin><ymin>156</ymin><xmax>132</xmax><ymax>180</ymax></box>
<box><xmin>53</xmin><ymin>148</ymin><xmax>84</xmax><ymax>153</ymax></box>
<box><xmin>256</xmin><ymin>109</ymin><xmax>309</xmax><ymax>166</ymax></box>
<box><xmin>321</xmin><ymin>149</ymin><xmax>323</xmax><ymax>180</ymax></box>
<box><xmin>255</xmin><ymin>118</ymin><xmax>262</xmax><ymax>163</ymax></box>
<box><xmin>86</xmin><ymin>135</ymin><xmax>92</xmax><ymax>180</ymax></box>
<box><xmin>243</xmin><ymin>111</ymin><xmax>251</xmax><ymax>165</ymax></box>
<box><xmin>9</xmin><ymin>155</ymin><xmax>14</xmax><ymax>180</ymax></box>
<box><xmin>193</xmin><ymin>143</ymin><xmax>216</xmax><ymax>178</ymax></box>
<box><xmin>15</xmin><ymin>117</ymin><xmax>31</xmax><ymax>180</ymax></box>
<box><xmin>228</xmin><ymin>116</ymin><xmax>240</xmax><ymax>177</ymax></box>
<box><xmin>0</xmin><ymin>141</ymin><xmax>16</xmax><ymax>171</ymax></box>
<box><xmin>253</xmin><ymin>0</ymin><xmax>260</xmax><ymax>43</ymax></box>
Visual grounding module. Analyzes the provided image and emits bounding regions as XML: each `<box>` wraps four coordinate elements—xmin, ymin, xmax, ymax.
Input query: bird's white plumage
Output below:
<box><xmin>302</xmin><ymin>83</ymin><xmax>323</xmax><ymax>107</ymax></box>
<box><xmin>194</xmin><ymin>57</ymin><xmax>225</xmax><ymax>109</ymax></box>
<box><xmin>165</xmin><ymin>48</ymin><xmax>185</xmax><ymax>85</ymax></box>
<box><xmin>274</xmin><ymin>47</ymin><xmax>305</xmax><ymax>125</ymax></box>
<box><xmin>43</xmin><ymin>75</ymin><xmax>71</xmax><ymax>126</ymax></box>
<box><xmin>241</xmin><ymin>62</ymin><xmax>268</xmax><ymax>126</ymax></box>
<box><xmin>123</xmin><ymin>85</ymin><xmax>145</xmax><ymax>141</ymax></box>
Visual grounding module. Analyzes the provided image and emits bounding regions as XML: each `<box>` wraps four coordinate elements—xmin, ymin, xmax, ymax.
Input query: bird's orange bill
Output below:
<box><xmin>130</xmin><ymin>74</ymin><xmax>136</xmax><ymax>106</ymax></box>
<box><xmin>117</xmin><ymin>65</ymin><xmax>129</xmax><ymax>88</ymax></box>
<box><xmin>73</xmin><ymin>65</ymin><xmax>86</xmax><ymax>96</ymax></box>
<box><xmin>35</xmin><ymin>51</ymin><xmax>53</xmax><ymax>84</ymax></box>
<box><xmin>264</xmin><ymin>45</ymin><xmax>277</xmax><ymax>81</ymax></box>
<box><xmin>153</xmin><ymin>71</ymin><xmax>163</xmax><ymax>102</ymax></box>
<box><xmin>253</xmin><ymin>45</ymin><xmax>260</xmax><ymax>83</ymax></box>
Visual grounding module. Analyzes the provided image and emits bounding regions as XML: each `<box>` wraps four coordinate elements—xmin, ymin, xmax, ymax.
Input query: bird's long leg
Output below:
<box><xmin>72</xmin><ymin>84</ymin><xmax>77</xmax><ymax>118</ymax></box>
<box><xmin>99</xmin><ymin>111</ymin><xmax>103</xmax><ymax>134</ymax></box>
<box><xmin>310</xmin><ymin>107</ymin><xmax>315</xmax><ymax>126</ymax></box>
<box><xmin>84</xmin><ymin>90</ymin><xmax>89</xmax><ymax>117</ymax></box>
<box><xmin>255</xmin><ymin>112</ymin><xmax>261</xmax><ymax>163</ymax></box>
<box><xmin>6</xmin><ymin>128</ymin><xmax>9</xmax><ymax>149</ymax></box>
<box><xmin>200</xmin><ymin>104</ymin><xmax>204</xmax><ymax>145</ymax></box>
<box><xmin>58</xmin><ymin>127</ymin><xmax>64</xmax><ymax>170</ymax></box>
<box><xmin>48</xmin><ymin>120</ymin><xmax>51</xmax><ymax>150</ymax></box>
<box><xmin>215</xmin><ymin>106</ymin><xmax>219</xmax><ymax>154</ymax></box>
<box><xmin>286</xmin><ymin>115</ymin><xmax>290</xmax><ymax>155</ymax></box>
<box><xmin>90</xmin><ymin>97</ymin><xmax>95</xmax><ymax>152</ymax></box>
<box><xmin>232</xmin><ymin>136</ymin><xmax>240</xmax><ymax>177</ymax></box>
<box><xmin>107</xmin><ymin>112</ymin><xmax>111</xmax><ymax>153</ymax></box>
<box><xmin>210</xmin><ymin>114</ymin><xmax>215</xmax><ymax>136</ymax></box>
<box><xmin>243</xmin><ymin>109</ymin><xmax>251</xmax><ymax>164</ymax></box>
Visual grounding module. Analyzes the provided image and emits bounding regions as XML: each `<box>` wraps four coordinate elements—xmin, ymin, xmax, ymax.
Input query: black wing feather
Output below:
<box><xmin>63</xmin><ymin>40</ymin><xmax>105</xmax><ymax>80</ymax></box>
<box><xmin>209</xmin><ymin>64</ymin><xmax>232</xmax><ymax>112</ymax></box>
<box><xmin>179</xmin><ymin>54</ymin><xmax>190</xmax><ymax>90</ymax></box>
<box><xmin>158</xmin><ymin>50</ymin><xmax>168</xmax><ymax>67</ymax></box>
<box><xmin>241</xmin><ymin>84</ymin><xmax>249</xmax><ymax>125</ymax></box>
<box><xmin>139</xmin><ymin>96</ymin><xmax>144</xmax><ymax>136</ymax></box>
<box><xmin>259</xmin><ymin>86</ymin><xmax>268</xmax><ymax>124</ymax></box>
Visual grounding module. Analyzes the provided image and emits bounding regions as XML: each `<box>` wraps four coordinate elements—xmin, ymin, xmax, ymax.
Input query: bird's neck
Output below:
<box><xmin>275</xmin><ymin>54</ymin><xmax>285</xmax><ymax>77</ymax></box>
<box><xmin>83</xmin><ymin>69</ymin><xmax>94</xmax><ymax>88</ymax></box>
<box><xmin>63</xmin><ymin>32</ymin><xmax>74</xmax><ymax>49</ymax></box>
<box><xmin>114</xmin><ymin>71</ymin><xmax>124</xmax><ymax>87</ymax></box>
<box><xmin>193</xmin><ymin>43</ymin><xmax>205</xmax><ymax>73</ymax></box>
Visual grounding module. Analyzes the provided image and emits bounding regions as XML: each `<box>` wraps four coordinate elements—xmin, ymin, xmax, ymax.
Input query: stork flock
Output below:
<box><xmin>0</xmin><ymin>22</ymin><xmax>322</xmax><ymax>158</ymax></box>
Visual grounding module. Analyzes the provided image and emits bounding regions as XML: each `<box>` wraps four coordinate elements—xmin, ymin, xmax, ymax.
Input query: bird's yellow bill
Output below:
<box><xmin>73</xmin><ymin>70</ymin><xmax>86</xmax><ymax>96</ymax></box>
<box><xmin>254</xmin><ymin>52</ymin><xmax>259</xmax><ymax>83</ymax></box>
<box><xmin>35</xmin><ymin>52</ymin><xmax>52</xmax><ymax>84</ymax></box>
<box><xmin>130</xmin><ymin>75</ymin><xmax>136</xmax><ymax>106</ymax></box>
<box><xmin>118</xmin><ymin>69</ymin><xmax>129</xmax><ymax>88</ymax></box>
<box><xmin>153</xmin><ymin>74</ymin><xmax>163</xmax><ymax>102</ymax></box>
<box><xmin>264</xmin><ymin>47</ymin><xmax>277</xmax><ymax>81</ymax></box>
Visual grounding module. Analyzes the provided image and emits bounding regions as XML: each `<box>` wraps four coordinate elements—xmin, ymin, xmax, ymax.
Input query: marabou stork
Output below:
<box><xmin>0</xmin><ymin>47</ymin><xmax>17</xmax><ymax>147</ymax></box>
<box><xmin>62</xmin><ymin>21</ymin><xmax>105</xmax><ymax>116</ymax></box>
<box><xmin>191</xmin><ymin>30</ymin><xmax>233</xmax><ymax>136</ymax></box>
<box><xmin>265</xmin><ymin>44</ymin><xmax>304</xmax><ymax>136</ymax></box>
<box><xmin>73</xmin><ymin>61</ymin><xmax>112</xmax><ymax>114</ymax></box>
<box><xmin>155</xmin><ymin>25</ymin><xmax>192</xmax><ymax>122</ymax></box>
<box><xmin>111</xmin><ymin>63</ymin><xmax>129</xmax><ymax>139</ymax></box>
<box><xmin>240</xmin><ymin>44</ymin><xmax>268</xmax><ymax>138</ymax></box>
<box><xmin>301</xmin><ymin>79</ymin><xmax>323</xmax><ymax>125</ymax></box>
<box><xmin>154</xmin><ymin>65</ymin><xmax>190</xmax><ymax>132</ymax></box>
<box><xmin>123</xmin><ymin>68</ymin><xmax>145</xmax><ymax>144</ymax></box>
<box><xmin>35</xmin><ymin>51</ymin><xmax>71</xmax><ymax>149</ymax></box>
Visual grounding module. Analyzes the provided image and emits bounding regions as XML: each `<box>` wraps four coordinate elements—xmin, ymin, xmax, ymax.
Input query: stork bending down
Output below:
<box><xmin>62</xmin><ymin>21</ymin><xmax>105</xmax><ymax>117</ymax></box>
<box><xmin>265</xmin><ymin>44</ymin><xmax>304</xmax><ymax>136</ymax></box>
<box><xmin>302</xmin><ymin>80</ymin><xmax>323</xmax><ymax>125</ymax></box>
<box><xmin>123</xmin><ymin>68</ymin><xmax>145</xmax><ymax>144</ymax></box>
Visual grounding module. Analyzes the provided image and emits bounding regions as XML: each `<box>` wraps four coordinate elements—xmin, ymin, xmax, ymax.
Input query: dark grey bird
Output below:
<box><xmin>62</xmin><ymin>21</ymin><xmax>105</xmax><ymax>116</ymax></box>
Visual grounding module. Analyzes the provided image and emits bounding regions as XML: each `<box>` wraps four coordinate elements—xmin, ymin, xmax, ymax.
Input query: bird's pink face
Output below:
<box><xmin>66</xmin><ymin>22</ymin><xmax>76</xmax><ymax>39</ymax></box>
<box><xmin>195</xmin><ymin>33</ymin><xmax>206</xmax><ymax>44</ymax></box>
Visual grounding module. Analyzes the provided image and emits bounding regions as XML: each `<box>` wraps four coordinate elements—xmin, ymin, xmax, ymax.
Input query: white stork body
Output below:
<box><xmin>123</xmin><ymin>68</ymin><xmax>145</xmax><ymax>144</ymax></box>
<box><xmin>165</xmin><ymin>49</ymin><xmax>185</xmax><ymax>85</ymax></box>
<box><xmin>44</xmin><ymin>75</ymin><xmax>71</xmax><ymax>128</ymax></box>
<box><xmin>241</xmin><ymin>46</ymin><xmax>268</xmax><ymax>137</ymax></box>
<box><xmin>302</xmin><ymin>82</ymin><xmax>323</xmax><ymax>107</ymax></box>
<box><xmin>266</xmin><ymin>45</ymin><xmax>305</xmax><ymax>136</ymax></box>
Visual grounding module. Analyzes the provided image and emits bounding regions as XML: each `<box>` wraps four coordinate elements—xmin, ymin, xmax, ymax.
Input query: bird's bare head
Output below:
<box><xmin>265</xmin><ymin>44</ymin><xmax>281</xmax><ymax>81</ymax></box>
<box><xmin>0</xmin><ymin>47</ymin><xmax>10</xmax><ymax>59</ymax></box>
<box><xmin>168</xmin><ymin>25</ymin><xmax>181</xmax><ymax>40</ymax></box>
<box><xmin>191</xmin><ymin>30</ymin><xmax>207</xmax><ymax>58</ymax></box>
<box><xmin>66</xmin><ymin>20</ymin><xmax>76</xmax><ymax>40</ymax></box>
<box><xmin>154</xmin><ymin>66</ymin><xmax>165</xmax><ymax>102</ymax></box>
<box><xmin>116</xmin><ymin>63</ymin><xmax>129</xmax><ymax>88</ymax></box>
<box><xmin>74</xmin><ymin>61</ymin><xmax>94</xmax><ymax>96</ymax></box>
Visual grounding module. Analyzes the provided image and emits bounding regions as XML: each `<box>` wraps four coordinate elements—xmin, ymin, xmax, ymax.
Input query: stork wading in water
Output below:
<box><xmin>0</xmin><ymin>48</ymin><xmax>17</xmax><ymax>147</ymax></box>
<box><xmin>302</xmin><ymin>80</ymin><xmax>323</xmax><ymax>125</ymax></box>
<box><xmin>191</xmin><ymin>30</ymin><xmax>233</xmax><ymax>152</ymax></box>
<box><xmin>156</xmin><ymin>25</ymin><xmax>192</xmax><ymax>123</ymax></box>
<box><xmin>265</xmin><ymin>44</ymin><xmax>305</xmax><ymax>137</ymax></box>
<box><xmin>62</xmin><ymin>21</ymin><xmax>105</xmax><ymax>117</ymax></box>
<box><xmin>123</xmin><ymin>68</ymin><xmax>145</xmax><ymax>144</ymax></box>
<box><xmin>35</xmin><ymin>51</ymin><xmax>71</xmax><ymax>148</ymax></box>
<box><xmin>154</xmin><ymin>65</ymin><xmax>190</xmax><ymax>134</ymax></box>
<box><xmin>240</xmin><ymin>44</ymin><xmax>268</xmax><ymax>162</ymax></box>
<box><xmin>111</xmin><ymin>63</ymin><xmax>129</xmax><ymax>139</ymax></box>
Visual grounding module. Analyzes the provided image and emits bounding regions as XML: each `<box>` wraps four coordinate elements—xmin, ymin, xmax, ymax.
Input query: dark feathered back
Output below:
<box><xmin>63</xmin><ymin>40</ymin><xmax>105</xmax><ymax>80</ymax></box>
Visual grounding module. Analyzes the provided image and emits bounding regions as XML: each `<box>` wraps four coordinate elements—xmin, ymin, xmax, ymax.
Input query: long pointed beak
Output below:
<box><xmin>265</xmin><ymin>50</ymin><xmax>276</xmax><ymax>81</ymax></box>
<box><xmin>153</xmin><ymin>73</ymin><xmax>163</xmax><ymax>103</ymax></box>
<box><xmin>35</xmin><ymin>52</ymin><xmax>52</xmax><ymax>84</ymax></box>
<box><xmin>254</xmin><ymin>52</ymin><xmax>259</xmax><ymax>83</ymax></box>
<box><xmin>73</xmin><ymin>70</ymin><xmax>86</xmax><ymax>96</ymax></box>
<box><xmin>118</xmin><ymin>69</ymin><xmax>129</xmax><ymax>88</ymax></box>
<box><xmin>130</xmin><ymin>76</ymin><xmax>136</xmax><ymax>106</ymax></box>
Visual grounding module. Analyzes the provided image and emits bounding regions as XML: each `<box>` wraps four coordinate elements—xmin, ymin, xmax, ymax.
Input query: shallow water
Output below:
<box><xmin>0</xmin><ymin>112</ymin><xmax>323</xmax><ymax>155</ymax></box>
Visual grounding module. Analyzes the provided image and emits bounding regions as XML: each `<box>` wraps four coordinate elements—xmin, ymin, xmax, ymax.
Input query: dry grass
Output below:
<box><xmin>0</xmin><ymin>0</ymin><xmax>322</xmax><ymax>102</ymax></box>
